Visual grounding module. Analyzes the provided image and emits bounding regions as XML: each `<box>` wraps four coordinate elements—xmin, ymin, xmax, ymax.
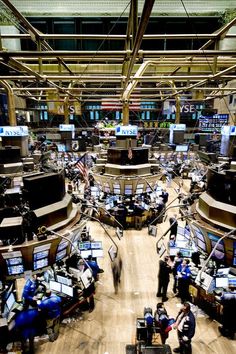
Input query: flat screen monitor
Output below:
<box><xmin>57</xmin><ymin>144</ymin><xmax>66</xmax><ymax>152</ymax></box>
<box><xmin>215</xmin><ymin>277</ymin><xmax>229</xmax><ymax>289</ymax></box>
<box><xmin>113</xmin><ymin>188</ymin><xmax>120</xmax><ymax>194</ymax></box>
<box><xmin>33</xmin><ymin>250</ymin><xmax>49</xmax><ymax>261</ymax></box>
<box><xmin>33</xmin><ymin>258</ymin><xmax>49</xmax><ymax>271</ymax></box>
<box><xmin>78</xmin><ymin>241</ymin><xmax>91</xmax><ymax>250</ymax></box>
<box><xmin>61</xmin><ymin>284</ymin><xmax>74</xmax><ymax>297</ymax></box>
<box><xmin>49</xmin><ymin>280</ymin><xmax>62</xmax><ymax>293</ymax></box>
<box><xmin>179</xmin><ymin>248</ymin><xmax>192</xmax><ymax>258</ymax></box>
<box><xmin>6</xmin><ymin>292</ymin><xmax>15</xmax><ymax>312</ymax></box>
<box><xmin>148</xmin><ymin>225</ymin><xmax>157</xmax><ymax>237</ymax></box>
<box><xmin>116</xmin><ymin>227</ymin><xmax>123</xmax><ymax>240</ymax></box>
<box><xmin>175</xmin><ymin>145</ymin><xmax>189</xmax><ymax>152</ymax></box>
<box><xmin>136</xmin><ymin>188</ymin><xmax>143</xmax><ymax>195</ymax></box>
<box><xmin>144</xmin><ymin>204</ymin><xmax>150</xmax><ymax>211</ymax></box>
<box><xmin>105</xmin><ymin>204</ymin><xmax>111</xmax><ymax>211</ymax></box>
<box><xmin>57</xmin><ymin>274</ymin><xmax>72</xmax><ymax>286</ymax></box>
<box><xmin>158</xmin><ymin>243</ymin><xmax>166</xmax><ymax>257</ymax></box>
<box><xmin>56</xmin><ymin>249</ymin><xmax>67</xmax><ymax>261</ymax></box>
<box><xmin>91</xmin><ymin>241</ymin><xmax>102</xmax><ymax>249</ymax></box>
<box><xmin>208</xmin><ymin>233</ymin><xmax>225</xmax><ymax>260</ymax></box>
<box><xmin>69</xmin><ymin>267</ymin><xmax>82</xmax><ymax>280</ymax></box>
<box><xmin>108</xmin><ymin>245</ymin><xmax>117</xmax><ymax>262</ymax></box>
<box><xmin>91</xmin><ymin>249</ymin><xmax>103</xmax><ymax>258</ymax></box>
<box><xmin>57</xmin><ymin>241</ymin><xmax>68</xmax><ymax>252</ymax></box>
<box><xmin>6</xmin><ymin>257</ymin><xmax>22</xmax><ymax>266</ymax></box>
<box><xmin>125</xmin><ymin>185</ymin><xmax>133</xmax><ymax>195</ymax></box>
<box><xmin>7</xmin><ymin>265</ymin><xmax>24</xmax><ymax>276</ymax></box>
<box><xmin>80</xmin><ymin>268</ymin><xmax>93</xmax><ymax>289</ymax></box>
<box><xmin>216</xmin><ymin>268</ymin><xmax>230</xmax><ymax>276</ymax></box>
<box><xmin>169</xmin><ymin>247</ymin><xmax>180</xmax><ymax>256</ymax></box>
<box><xmin>80</xmin><ymin>249</ymin><xmax>92</xmax><ymax>258</ymax></box>
<box><xmin>228</xmin><ymin>278</ymin><xmax>236</xmax><ymax>287</ymax></box>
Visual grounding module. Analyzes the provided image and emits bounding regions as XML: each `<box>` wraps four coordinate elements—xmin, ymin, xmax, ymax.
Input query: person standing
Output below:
<box><xmin>169</xmin><ymin>215</ymin><xmax>178</xmax><ymax>239</ymax></box>
<box><xmin>156</xmin><ymin>256</ymin><xmax>172</xmax><ymax>302</ymax></box>
<box><xmin>172</xmin><ymin>252</ymin><xmax>183</xmax><ymax>294</ymax></box>
<box><xmin>111</xmin><ymin>254</ymin><xmax>123</xmax><ymax>294</ymax></box>
<box><xmin>176</xmin><ymin>259</ymin><xmax>192</xmax><ymax>303</ymax></box>
<box><xmin>38</xmin><ymin>290</ymin><xmax>62</xmax><ymax>342</ymax></box>
<box><xmin>218</xmin><ymin>284</ymin><xmax>236</xmax><ymax>339</ymax></box>
<box><xmin>22</xmin><ymin>275</ymin><xmax>38</xmax><ymax>309</ymax></box>
<box><xmin>173</xmin><ymin>302</ymin><xmax>196</xmax><ymax>354</ymax></box>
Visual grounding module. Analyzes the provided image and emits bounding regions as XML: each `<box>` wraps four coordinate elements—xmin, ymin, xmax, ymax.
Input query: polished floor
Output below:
<box><xmin>35</xmin><ymin>180</ymin><xmax>236</xmax><ymax>354</ymax></box>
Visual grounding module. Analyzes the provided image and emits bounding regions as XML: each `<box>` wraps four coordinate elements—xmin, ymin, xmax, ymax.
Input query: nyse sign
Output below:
<box><xmin>0</xmin><ymin>126</ymin><xmax>28</xmax><ymax>137</ymax></box>
<box><xmin>115</xmin><ymin>125</ymin><xmax>138</xmax><ymax>136</ymax></box>
<box><xmin>164</xmin><ymin>101</ymin><xmax>197</xmax><ymax>115</ymax></box>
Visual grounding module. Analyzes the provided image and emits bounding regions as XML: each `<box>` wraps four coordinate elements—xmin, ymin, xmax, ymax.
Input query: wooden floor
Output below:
<box><xmin>34</xmin><ymin>181</ymin><xmax>236</xmax><ymax>354</ymax></box>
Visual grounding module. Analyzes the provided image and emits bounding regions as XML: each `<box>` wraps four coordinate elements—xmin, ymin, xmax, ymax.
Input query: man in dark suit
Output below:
<box><xmin>156</xmin><ymin>256</ymin><xmax>172</xmax><ymax>302</ymax></box>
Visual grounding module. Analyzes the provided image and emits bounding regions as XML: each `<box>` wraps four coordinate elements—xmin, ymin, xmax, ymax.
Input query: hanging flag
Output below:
<box><xmin>74</xmin><ymin>153</ymin><xmax>88</xmax><ymax>182</ymax></box>
<box><xmin>128</xmin><ymin>147</ymin><xmax>133</xmax><ymax>160</ymax></box>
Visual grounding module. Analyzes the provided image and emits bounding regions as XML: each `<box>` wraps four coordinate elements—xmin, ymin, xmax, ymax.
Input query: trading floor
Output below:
<box><xmin>32</xmin><ymin>181</ymin><xmax>236</xmax><ymax>354</ymax></box>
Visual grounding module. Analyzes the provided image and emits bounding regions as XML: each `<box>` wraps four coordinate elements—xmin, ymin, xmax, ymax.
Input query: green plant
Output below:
<box><xmin>219</xmin><ymin>8</ymin><xmax>236</xmax><ymax>26</ymax></box>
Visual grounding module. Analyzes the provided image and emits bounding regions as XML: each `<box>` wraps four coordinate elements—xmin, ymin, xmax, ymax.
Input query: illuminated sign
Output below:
<box><xmin>115</xmin><ymin>125</ymin><xmax>138</xmax><ymax>136</ymax></box>
<box><xmin>164</xmin><ymin>101</ymin><xmax>200</xmax><ymax>115</ymax></box>
<box><xmin>169</xmin><ymin>124</ymin><xmax>186</xmax><ymax>131</ymax></box>
<box><xmin>59</xmin><ymin>124</ymin><xmax>75</xmax><ymax>131</ymax></box>
<box><xmin>221</xmin><ymin>125</ymin><xmax>236</xmax><ymax>136</ymax></box>
<box><xmin>199</xmin><ymin>114</ymin><xmax>229</xmax><ymax>131</ymax></box>
<box><xmin>0</xmin><ymin>126</ymin><xmax>28</xmax><ymax>137</ymax></box>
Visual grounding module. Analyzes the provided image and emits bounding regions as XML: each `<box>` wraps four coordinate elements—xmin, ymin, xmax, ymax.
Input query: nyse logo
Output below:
<box><xmin>171</xmin><ymin>104</ymin><xmax>196</xmax><ymax>113</ymax></box>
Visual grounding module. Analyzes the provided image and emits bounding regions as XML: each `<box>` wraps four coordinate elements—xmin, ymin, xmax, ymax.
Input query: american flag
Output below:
<box><xmin>75</xmin><ymin>153</ymin><xmax>88</xmax><ymax>181</ymax></box>
<box><xmin>128</xmin><ymin>147</ymin><xmax>133</xmax><ymax>160</ymax></box>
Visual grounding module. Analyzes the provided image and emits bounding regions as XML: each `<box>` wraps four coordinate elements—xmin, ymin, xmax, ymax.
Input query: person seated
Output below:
<box><xmin>154</xmin><ymin>302</ymin><xmax>174</xmax><ymax>344</ymax></box>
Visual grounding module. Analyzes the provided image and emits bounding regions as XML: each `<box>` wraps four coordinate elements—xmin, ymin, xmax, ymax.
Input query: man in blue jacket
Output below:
<box><xmin>173</xmin><ymin>302</ymin><xmax>196</xmax><ymax>354</ymax></box>
<box><xmin>86</xmin><ymin>255</ymin><xmax>104</xmax><ymax>281</ymax></box>
<box><xmin>22</xmin><ymin>275</ymin><xmax>38</xmax><ymax>308</ymax></box>
<box><xmin>38</xmin><ymin>290</ymin><xmax>62</xmax><ymax>342</ymax></box>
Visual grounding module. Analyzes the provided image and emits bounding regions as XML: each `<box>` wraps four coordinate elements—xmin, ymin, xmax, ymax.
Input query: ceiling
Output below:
<box><xmin>7</xmin><ymin>0</ymin><xmax>236</xmax><ymax>17</ymax></box>
<box><xmin>1</xmin><ymin>0</ymin><xmax>236</xmax><ymax>123</ymax></box>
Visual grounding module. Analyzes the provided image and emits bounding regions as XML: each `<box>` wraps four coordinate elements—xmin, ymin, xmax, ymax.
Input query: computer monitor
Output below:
<box><xmin>80</xmin><ymin>268</ymin><xmax>93</xmax><ymax>289</ymax></box>
<box><xmin>169</xmin><ymin>247</ymin><xmax>180</xmax><ymax>256</ymax></box>
<box><xmin>216</xmin><ymin>268</ymin><xmax>230</xmax><ymax>276</ymax></box>
<box><xmin>158</xmin><ymin>243</ymin><xmax>166</xmax><ymax>258</ymax></box>
<box><xmin>91</xmin><ymin>249</ymin><xmax>104</xmax><ymax>258</ymax></box>
<box><xmin>56</xmin><ymin>144</ymin><xmax>66</xmax><ymax>152</ymax></box>
<box><xmin>6</xmin><ymin>292</ymin><xmax>15</xmax><ymax>312</ymax></box>
<box><xmin>105</xmin><ymin>204</ymin><xmax>111</xmax><ymax>211</ymax></box>
<box><xmin>69</xmin><ymin>267</ymin><xmax>81</xmax><ymax>280</ymax></box>
<box><xmin>91</xmin><ymin>241</ymin><xmax>102</xmax><ymax>249</ymax></box>
<box><xmin>80</xmin><ymin>249</ymin><xmax>92</xmax><ymax>258</ymax></box>
<box><xmin>148</xmin><ymin>225</ymin><xmax>157</xmax><ymax>237</ymax></box>
<box><xmin>116</xmin><ymin>227</ymin><xmax>123</xmax><ymax>240</ymax></box>
<box><xmin>125</xmin><ymin>185</ymin><xmax>133</xmax><ymax>195</ymax></box>
<box><xmin>215</xmin><ymin>277</ymin><xmax>229</xmax><ymax>289</ymax></box>
<box><xmin>61</xmin><ymin>284</ymin><xmax>74</xmax><ymax>297</ymax></box>
<box><xmin>33</xmin><ymin>258</ymin><xmax>49</xmax><ymax>271</ymax></box>
<box><xmin>7</xmin><ymin>265</ymin><xmax>24</xmax><ymax>276</ymax></box>
<box><xmin>49</xmin><ymin>280</ymin><xmax>62</xmax><ymax>293</ymax></box>
<box><xmin>175</xmin><ymin>145</ymin><xmax>189</xmax><ymax>152</ymax></box>
<box><xmin>78</xmin><ymin>241</ymin><xmax>91</xmax><ymax>250</ymax></box>
<box><xmin>33</xmin><ymin>250</ymin><xmax>49</xmax><ymax>261</ymax></box>
<box><xmin>108</xmin><ymin>245</ymin><xmax>117</xmax><ymax>262</ymax></box>
<box><xmin>57</xmin><ymin>240</ymin><xmax>68</xmax><ymax>252</ymax></box>
<box><xmin>179</xmin><ymin>248</ymin><xmax>192</xmax><ymax>258</ymax></box>
<box><xmin>57</xmin><ymin>274</ymin><xmax>72</xmax><ymax>286</ymax></box>
<box><xmin>228</xmin><ymin>278</ymin><xmax>236</xmax><ymax>287</ymax></box>
<box><xmin>56</xmin><ymin>249</ymin><xmax>67</xmax><ymax>261</ymax></box>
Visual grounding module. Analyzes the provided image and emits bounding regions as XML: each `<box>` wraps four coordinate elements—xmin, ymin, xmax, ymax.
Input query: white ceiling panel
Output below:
<box><xmin>8</xmin><ymin>0</ymin><xmax>236</xmax><ymax>17</ymax></box>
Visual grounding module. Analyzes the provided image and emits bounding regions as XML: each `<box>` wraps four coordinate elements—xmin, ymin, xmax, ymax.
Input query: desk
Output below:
<box><xmin>190</xmin><ymin>282</ymin><xmax>223</xmax><ymax>323</ymax></box>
